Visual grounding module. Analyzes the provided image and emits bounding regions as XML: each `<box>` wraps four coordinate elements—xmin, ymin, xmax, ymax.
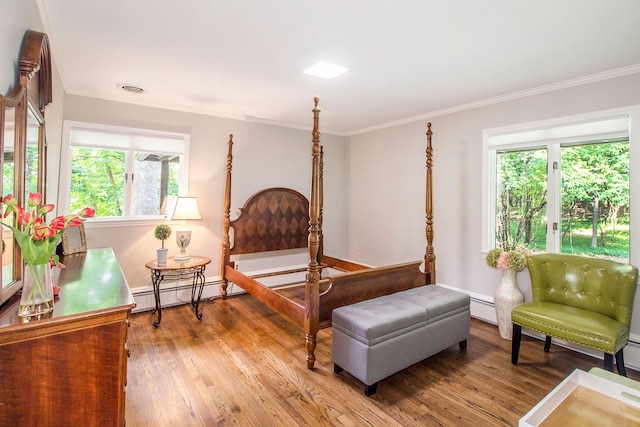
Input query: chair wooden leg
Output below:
<box><xmin>512</xmin><ymin>324</ymin><xmax>522</xmax><ymax>365</ymax></box>
<box><xmin>615</xmin><ymin>349</ymin><xmax>627</xmax><ymax>377</ymax></box>
<box><xmin>459</xmin><ymin>339</ymin><xmax>467</xmax><ymax>350</ymax></box>
<box><xmin>604</xmin><ymin>353</ymin><xmax>614</xmax><ymax>372</ymax></box>
<box><xmin>544</xmin><ymin>335</ymin><xmax>552</xmax><ymax>352</ymax></box>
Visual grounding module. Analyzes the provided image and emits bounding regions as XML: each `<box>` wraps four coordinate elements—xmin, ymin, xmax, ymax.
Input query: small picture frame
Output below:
<box><xmin>61</xmin><ymin>222</ymin><xmax>87</xmax><ymax>255</ymax></box>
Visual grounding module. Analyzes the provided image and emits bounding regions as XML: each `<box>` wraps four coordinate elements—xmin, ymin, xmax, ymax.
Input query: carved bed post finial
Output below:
<box><xmin>305</xmin><ymin>97</ymin><xmax>321</xmax><ymax>369</ymax></box>
<box><xmin>425</xmin><ymin>123</ymin><xmax>436</xmax><ymax>284</ymax></box>
<box><xmin>220</xmin><ymin>134</ymin><xmax>234</xmax><ymax>298</ymax></box>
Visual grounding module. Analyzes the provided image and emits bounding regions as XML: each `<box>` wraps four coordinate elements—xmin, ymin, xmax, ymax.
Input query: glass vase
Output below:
<box><xmin>18</xmin><ymin>262</ymin><xmax>54</xmax><ymax>318</ymax></box>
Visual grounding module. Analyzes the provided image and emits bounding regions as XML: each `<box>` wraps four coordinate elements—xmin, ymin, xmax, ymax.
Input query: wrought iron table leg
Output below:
<box><xmin>191</xmin><ymin>266</ymin><xmax>206</xmax><ymax>320</ymax></box>
<box><xmin>151</xmin><ymin>270</ymin><xmax>163</xmax><ymax>327</ymax></box>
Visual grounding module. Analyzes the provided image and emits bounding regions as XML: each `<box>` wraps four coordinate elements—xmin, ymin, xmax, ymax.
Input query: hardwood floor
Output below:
<box><xmin>125</xmin><ymin>295</ymin><xmax>640</xmax><ymax>426</ymax></box>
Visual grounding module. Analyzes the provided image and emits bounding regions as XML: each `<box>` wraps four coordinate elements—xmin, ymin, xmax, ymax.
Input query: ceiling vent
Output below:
<box><xmin>117</xmin><ymin>84</ymin><xmax>145</xmax><ymax>94</ymax></box>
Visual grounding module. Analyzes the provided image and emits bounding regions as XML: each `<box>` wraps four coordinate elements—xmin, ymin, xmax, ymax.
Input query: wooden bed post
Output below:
<box><xmin>424</xmin><ymin>123</ymin><xmax>436</xmax><ymax>284</ymax></box>
<box><xmin>305</xmin><ymin>97</ymin><xmax>322</xmax><ymax>369</ymax></box>
<box><xmin>318</xmin><ymin>145</ymin><xmax>324</xmax><ymax>264</ymax></box>
<box><xmin>220</xmin><ymin>135</ymin><xmax>234</xmax><ymax>298</ymax></box>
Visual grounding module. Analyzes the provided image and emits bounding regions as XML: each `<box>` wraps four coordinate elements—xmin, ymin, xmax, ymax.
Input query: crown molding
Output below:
<box><xmin>348</xmin><ymin>64</ymin><xmax>640</xmax><ymax>136</ymax></box>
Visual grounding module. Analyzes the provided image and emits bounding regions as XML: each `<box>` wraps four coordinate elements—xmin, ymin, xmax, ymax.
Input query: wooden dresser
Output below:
<box><xmin>0</xmin><ymin>248</ymin><xmax>135</xmax><ymax>426</ymax></box>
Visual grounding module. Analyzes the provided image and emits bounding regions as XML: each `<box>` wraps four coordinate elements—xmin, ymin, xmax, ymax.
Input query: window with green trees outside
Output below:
<box><xmin>486</xmin><ymin>113</ymin><xmax>631</xmax><ymax>262</ymax></box>
<box><xmin>61</xmin><ymin>123</ymin><xmax>189</xmax><ymax>221</ymax></box>
<box><xmin>496</xmin><ymin>140</ymin><xmax>629</xmax><ymax>261</ymax></box>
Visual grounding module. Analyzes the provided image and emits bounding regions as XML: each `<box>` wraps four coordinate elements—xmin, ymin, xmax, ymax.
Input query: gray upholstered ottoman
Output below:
<box><xmin>332</xmin><ymin>285</ymin><xmax>470</xmax><ymax>396</ymax></box>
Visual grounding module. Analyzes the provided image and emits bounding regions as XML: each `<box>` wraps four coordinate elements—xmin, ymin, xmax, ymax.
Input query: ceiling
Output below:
<box><xmin>38</xmin><ymin>0</ymin><xmax>640</xmax><ymax>135</ymax></box>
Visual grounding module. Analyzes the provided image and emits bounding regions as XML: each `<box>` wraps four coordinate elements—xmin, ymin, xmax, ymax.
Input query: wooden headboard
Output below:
<box><xmin>229</xmin><ymin>187</ymin><xmax>310</xmax><ymax>254</ymax></box>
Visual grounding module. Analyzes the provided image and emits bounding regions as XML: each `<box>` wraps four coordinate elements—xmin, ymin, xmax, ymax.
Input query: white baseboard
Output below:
<box><xmin>130</xmin><ymin>275</ymin><xmax>249</xmax><ymax>313</ymax></box>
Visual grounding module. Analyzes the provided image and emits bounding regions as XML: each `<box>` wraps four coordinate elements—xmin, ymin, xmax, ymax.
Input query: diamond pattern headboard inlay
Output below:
<box><xmin>230</xmin><ymin>187</ymin><xmax>310</xmax><ymax>254</ymax></box>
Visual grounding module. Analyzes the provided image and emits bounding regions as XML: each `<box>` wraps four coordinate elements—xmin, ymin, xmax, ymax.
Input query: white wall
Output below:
<box><xmin>0</xmin><ymin>0</ymin><xmax>43</xmax><ymax>94</ymax></box>
<box><xmin>351</xmin><ymin>72</ymin><xmax>640</xmax><ymax>302</ymax></box>
<box><xmin>348</xmin><ymin>123</ymin><xmax>427</xmax><ymax>266</ymax></box>
<box><xmin>0</xmin><ymin>0</ymin><xmax>64</xmax><ymax>203</ymax></box>
<box><xmin>348</xmin><ymin>72</ymin><xmax>640</xmax><ymax>365</ymax></box>
<box><xmin>61</xmin><ymin>95</ymin><xmax>349</xmax><ymax>292</ymax></box>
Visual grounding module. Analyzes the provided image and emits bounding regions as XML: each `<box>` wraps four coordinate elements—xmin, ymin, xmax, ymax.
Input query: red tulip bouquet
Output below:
<box><xmin>2</xmin><ymin>192</ymin><xmax>95</xmax><ymax>317</ymax></box>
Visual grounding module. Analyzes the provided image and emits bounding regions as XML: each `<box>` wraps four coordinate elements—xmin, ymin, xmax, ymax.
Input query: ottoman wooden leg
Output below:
<box><xmin>365</xmin><ymin>383</ymin><xmax>378</xmax><ymax>397</ymax></box>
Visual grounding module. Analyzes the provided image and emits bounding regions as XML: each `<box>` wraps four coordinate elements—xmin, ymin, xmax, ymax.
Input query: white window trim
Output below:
<box><xmin>59</xmin><ymin>120</ymin><xmax>191</xmax><ymax>227</ymax></box>
<box><xmin>482</xmin><ymin>105</ymin><xmax>640</xmax><ymax>268</ymax></box>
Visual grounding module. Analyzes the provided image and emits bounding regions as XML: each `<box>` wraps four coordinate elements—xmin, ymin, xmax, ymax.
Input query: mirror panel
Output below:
<box><xmin>0</xmin><ymin>30</ymin><xmax>52</xmax><ymax>307</ymax></box>
<box><xmin>2</xmin><ymin>104</ymin><xmax>15</xmax><ymax>289</ymax></box>
<box><xmin>0</xmin><ymin>85</ymin><xmax>24</xmax><ymax>304</ymax></box>
<box><xmin>25</xmin><ymin>104</ymin><xmax>42</xmax><ymax>198</ymax></box>
<box><xmin>3</xmin><ymin>108</ymin><xmax>15</xmax><ymax>196</ymax></box>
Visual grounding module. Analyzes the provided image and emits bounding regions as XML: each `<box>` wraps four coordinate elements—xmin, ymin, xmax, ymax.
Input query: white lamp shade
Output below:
<box><xmin>170</xmin><ymin>197</ymin><xmax>202</xmax><ymax>220</ymax></box>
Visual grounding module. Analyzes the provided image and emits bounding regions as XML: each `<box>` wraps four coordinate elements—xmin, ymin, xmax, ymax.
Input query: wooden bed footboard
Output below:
<box><xmin>318</xmin><ymin>261</ymin><xmax>427</xmax><ymax>327</ymax></box>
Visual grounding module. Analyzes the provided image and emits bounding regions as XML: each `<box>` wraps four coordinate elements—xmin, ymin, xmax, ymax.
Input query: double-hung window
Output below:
<box><xmin>59</xmin><ymin>122</ymin><xmax>190</xmax><ymax>222</ymax></box>
<box><xmin>483</xmin><ymin>110</ymin><xmax>636</xmax><ymax>262</ymax></box>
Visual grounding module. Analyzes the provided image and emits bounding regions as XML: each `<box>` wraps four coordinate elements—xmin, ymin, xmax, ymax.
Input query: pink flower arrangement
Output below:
<box><xmin>486</xmin><ymin>247</ymin><xmax>530</xmax><ymax>272</ymax></box>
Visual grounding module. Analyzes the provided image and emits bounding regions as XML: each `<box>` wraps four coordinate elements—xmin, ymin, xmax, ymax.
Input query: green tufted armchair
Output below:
<box><xmin>511</xmin><ymin>253</ymin><xmax>638</xmax><ymax>376</ymax></box>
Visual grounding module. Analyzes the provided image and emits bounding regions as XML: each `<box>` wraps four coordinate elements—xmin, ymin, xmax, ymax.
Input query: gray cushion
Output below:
<box><xmin>333</xmin><ymin>298</ymin><xmax>427</xmax><ymax>343</ymax></box>
<box><xmin>332</xmin><ymin>285</ymin><xmax>470</xmax><ymax>345</ymax></box>
<box><xmin>392</xmin><ymin>286</ymin><xmax>470</xmax><ymax>323</ymax></box>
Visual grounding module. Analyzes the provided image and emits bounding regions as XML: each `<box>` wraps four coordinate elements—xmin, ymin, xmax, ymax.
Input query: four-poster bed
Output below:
<box><xmin>220</xmin><ymin>97</ymin><xmax>436</xmax><ymax>369</ymax></box>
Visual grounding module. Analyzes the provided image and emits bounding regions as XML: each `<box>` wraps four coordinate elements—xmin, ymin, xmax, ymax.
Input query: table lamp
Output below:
<box><xmin>170</xmin><ymin>196</ymin><xmax>202</xmax><ymax>261</ymax></box>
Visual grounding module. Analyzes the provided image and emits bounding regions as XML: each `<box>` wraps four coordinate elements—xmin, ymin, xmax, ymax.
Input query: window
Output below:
<box><xmin>495</xmin><ymin>147</ymin><xmax>548</xmax><ymax>252</ymax></box>
<box><xmin>484</xmin><ymin>112</ymin><xmax>632</xmax><ymax>262</ymax></box>
<box><xmin>60</xmin><ymin>122</ymin><xmax>190</xmax><ymax>222</ymax></box>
